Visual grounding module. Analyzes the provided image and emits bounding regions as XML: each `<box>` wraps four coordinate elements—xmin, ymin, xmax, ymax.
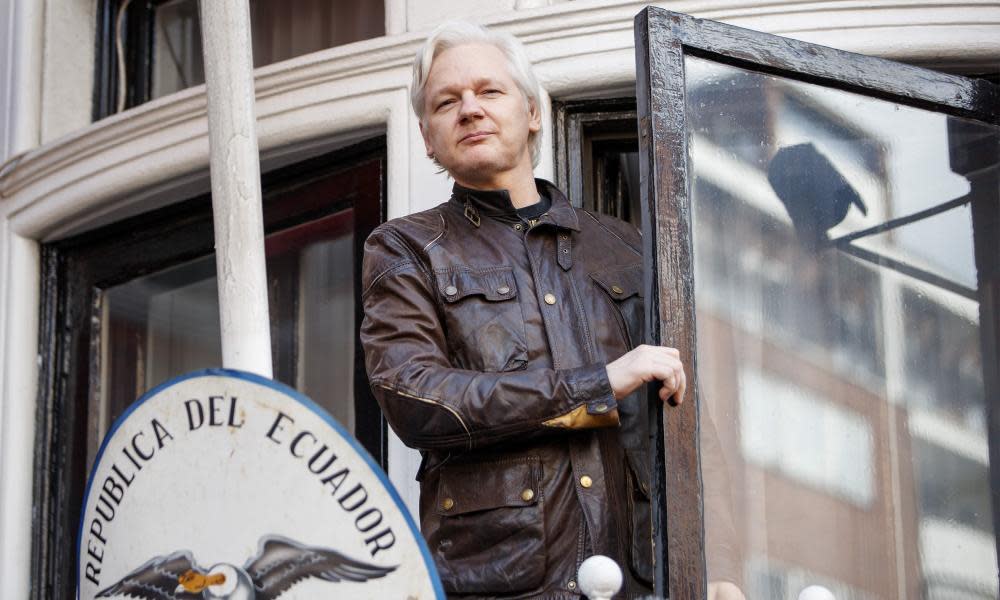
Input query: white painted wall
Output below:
<box><xmin>407</xmin><ymin>0</ymin><xmax>520</xmax><ymax>32</ymax></box>
<box><xmin>0</xmin><ymin>1</ymin><xmax>998</xmax><ymax>596</ymax></box>
<box><xmin>39</xmin><ymin>0</ymin><xmax>96</xmax><ymax>144</ymax></box>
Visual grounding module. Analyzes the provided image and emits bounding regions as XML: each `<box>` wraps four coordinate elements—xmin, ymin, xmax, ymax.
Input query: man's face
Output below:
<box><xmin>420</xmin><ymin>43</ymin><xmax>541</xmax><ymax>188</ymax></box>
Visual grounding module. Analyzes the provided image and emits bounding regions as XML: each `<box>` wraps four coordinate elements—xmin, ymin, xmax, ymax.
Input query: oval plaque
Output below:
<box><xmin>77</xmin><ymin>368</ymin><xmax>443</xmax><ymax>599</ymax></box>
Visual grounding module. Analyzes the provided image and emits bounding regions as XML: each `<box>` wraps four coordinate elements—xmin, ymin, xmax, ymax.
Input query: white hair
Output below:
<box><xmin>411</xmin><ymin>20</ymin><xmax>543</xmax><ymax>168</ymax></box>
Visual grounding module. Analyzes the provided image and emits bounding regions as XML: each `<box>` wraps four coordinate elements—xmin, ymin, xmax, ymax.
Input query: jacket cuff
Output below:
<box><xmin>565</xmin><ymin>363</ymin><xmax>618</xmax><ymax>416</ymax></box>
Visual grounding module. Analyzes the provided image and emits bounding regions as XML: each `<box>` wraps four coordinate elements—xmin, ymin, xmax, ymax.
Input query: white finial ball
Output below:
<box><xmin>577</xmin><ymin>555</ymin><xmax>623</xmax><ymax>600</ymax></box>
<box><xmin>798</xmin><ymin>585</ymin><xmax>836</xmax><ymax>600</ymax></box>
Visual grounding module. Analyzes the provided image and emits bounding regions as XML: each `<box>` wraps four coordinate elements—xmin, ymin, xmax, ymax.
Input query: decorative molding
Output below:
<box><xmin>1</xmin><ymin>0</ymin><xmax>996</xmax><ymax>238</ymax></box>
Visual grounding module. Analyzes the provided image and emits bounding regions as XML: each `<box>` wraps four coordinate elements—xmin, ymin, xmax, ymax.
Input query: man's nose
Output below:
<box><xmin>458</xmin><ymin>91</ymin><xmax>484</xmax><ymax>120</ymax></box>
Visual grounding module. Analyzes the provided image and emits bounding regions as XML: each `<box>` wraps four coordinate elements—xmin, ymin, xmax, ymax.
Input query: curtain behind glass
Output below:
<box><xmin>152</xmin><ymin>0</ymin><xmax>385</xmax><ymax>99</ymax></box>
<box><xmin>98</xmin><ymin>209</ymin><xmax>357</xmax><ymax>467</ymax></box>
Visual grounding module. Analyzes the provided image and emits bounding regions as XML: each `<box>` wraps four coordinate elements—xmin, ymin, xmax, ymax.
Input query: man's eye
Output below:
<box><xmin>436</xmin><ymin>99</ymin><xmax>455</xmax><ymax>110</ymax></box>
<box><xmin>482</xmin><ymin>89</ymin><xmax>502</xmax><ymax>96</ymax></box>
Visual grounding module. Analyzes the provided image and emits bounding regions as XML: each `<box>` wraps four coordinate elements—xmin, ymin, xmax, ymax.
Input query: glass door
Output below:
<box><xmin>636</xmin><ymin>9</ymin><xmax>999</xmax><ymax>599</ymax></box>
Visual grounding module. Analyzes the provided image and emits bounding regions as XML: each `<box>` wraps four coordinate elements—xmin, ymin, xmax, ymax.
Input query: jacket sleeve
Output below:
<box><xmin>360</xmin><ymin>225</ymin><xmax>619</xmax><ymax>452</ymax></box>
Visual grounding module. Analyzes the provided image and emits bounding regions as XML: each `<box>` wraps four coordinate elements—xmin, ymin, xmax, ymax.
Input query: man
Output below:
<box><xmin>360</xmin><ymin>21</ymin><xmax>694</xmax><ymax>599</ymax></box>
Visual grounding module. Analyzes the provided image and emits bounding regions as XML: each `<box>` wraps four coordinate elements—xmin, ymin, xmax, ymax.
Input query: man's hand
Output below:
<box><xmin>605</xmin><ymin>344</ymin><xmax>686</xmax><ymax>405</ymax></box>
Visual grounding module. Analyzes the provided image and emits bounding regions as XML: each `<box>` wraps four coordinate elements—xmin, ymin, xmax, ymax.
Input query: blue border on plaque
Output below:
<box><xmin>75</xmin><ymin>368</ymin><xmax>445</xmax><ymax>599</ymax></box>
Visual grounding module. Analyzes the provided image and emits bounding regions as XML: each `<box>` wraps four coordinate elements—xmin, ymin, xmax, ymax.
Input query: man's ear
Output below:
<box><xmin>419</xmin><ymin>121</ymin><xmax>435</xmax><ymax>158</ymax></box>
<box><xmin>527</xmin><ymin>101</ymin><xmax>542</xmax><ymax>133</ymax></box>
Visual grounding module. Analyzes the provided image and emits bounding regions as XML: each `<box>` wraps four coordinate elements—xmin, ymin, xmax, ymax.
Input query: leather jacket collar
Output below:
<box><xmin>449</xmin><ymin>178</ymin><xmax>581</xmax><ymax>232</ymax></box>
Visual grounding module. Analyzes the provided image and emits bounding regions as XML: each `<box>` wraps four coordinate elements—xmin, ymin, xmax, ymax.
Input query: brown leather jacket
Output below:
<box><xmin>361</xmin><ymin>180</ymin><xmax>653</xmax><ymax>599</ymax></box>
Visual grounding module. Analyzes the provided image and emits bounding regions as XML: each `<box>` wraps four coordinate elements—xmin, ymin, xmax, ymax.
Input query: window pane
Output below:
<box><xmin>250</xmin><ymin>0</ymin><xmax>384</xmax><ymax>66</ymax></box>
<box><xmin>151</xmin><ymin>0</ymin><xmax>385</xmax><ymax>99</ymax></box>
<box><xmin>152</xmin><ymin>0</ymin><xmax>204</xmax><ymax>99</ymax></box>
<box><xmin>686</xmin><ymin>56</ymin><xmax>998</xmax><ymax>599</ymax></box>
<box><xmin>98</xmin><ymin>208</ymin><xmax>358</xmax><ymax>463</ymax></box>
<box><xmin>265</xmin><ymin>209</ymin><xmax>357</xmax><ymax>433</ymax></box>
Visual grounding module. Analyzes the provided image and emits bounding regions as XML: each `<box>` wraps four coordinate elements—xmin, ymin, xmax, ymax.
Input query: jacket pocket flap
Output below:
<box><xmin>625</xmin><ymin>447</ymin><xmax>651</xmax><ymax>498</ymax></box>
<box><xmin>590</xmin><ymin>264</ymin><xmax>642</xmax><ymax>300</ymax></box>
<box><xmin>436</xmin><ymin>457</ymin><xmax>541</xmax><ymax>515</ymax></box>
<box><xmin>436</xmin><ymin>266</ymin><xmax>518</xmax><ymax>303</ymax></box>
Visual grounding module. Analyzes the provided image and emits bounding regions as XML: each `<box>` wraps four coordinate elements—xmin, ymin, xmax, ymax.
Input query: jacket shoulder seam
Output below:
<box><xmin>365</xmin><ymin>225</ymin><xmax>435</xmax><ymax>295</ymax></box>
<box><xmin>422</xmin><ymin>211</ymin><xmax>447</xmax><ymax>253</ymax></box>
<box><xmin>362</xmin><ymin>259</ymin><xmax>417</xmax><ymax>299</ymax></box>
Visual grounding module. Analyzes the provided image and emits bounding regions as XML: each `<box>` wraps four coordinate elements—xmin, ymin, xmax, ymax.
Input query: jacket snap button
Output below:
<box><xmin>568</xmin><ymin>580</ymin><xmax>577</xmax><ymax>590</ymax></box>
<box><xmin>514</xmin><ymin>223</ymin><xmax>523</xmax><ymax>231</ymax></box>
<box><xmin>520</xmin><ymin>488</ymin><xmax>535</xmax><ymax>502</ymax></box>
<box><xmin>593</xmin><ymin>403</ymin><xmax>608</xmax><ymax>413</ymax></box>
<box><xmin>579</xmin><ymin>475</ymin><xmax>593</xmax><ymax>488</ymax></box>
<box><xmin>544</xmin><ymin>293</ymin><xmax>556</xmax><ymax>305</ymax></box>
<box><xmin>611</xmin><ymin>285</ymin><xmax>624</xmax><ymax>295</ymax></box>
<box><xmin>497</xmin><ymin>285</ymin><xmax>511</xmax><ymax>295</ymax></box>
<box><xmin>442</xmin><ymin>497</ymin><xmax>455</xmax><ymax>510</ymax></box>
<box><xmin>444</xmin><ymin>285</ymin><xmax>458</xmax><ymax>296</ymax></box>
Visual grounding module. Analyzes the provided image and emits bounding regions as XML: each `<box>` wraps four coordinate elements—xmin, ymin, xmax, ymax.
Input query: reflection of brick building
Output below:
<box><xmin>687</xmin><ymin>64</ymin><xmax>994</xmax><ymax>598</ymax></box>
<box><xmin>0</xmin><ymin>2</ymin><xmax>997</xmax><ymax>599</ymax></box>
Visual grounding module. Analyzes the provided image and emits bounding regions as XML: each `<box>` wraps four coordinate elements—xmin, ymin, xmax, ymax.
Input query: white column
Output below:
<box><xmin>0</xmin><ymin>232</ymin><xmax>40</xmax><ymax>600</ymax></box>
<box><xmin>1</xmin><ymin>0</ymin><xmax>44</xmax><ymax>162</ymax></box>
<box><xmin>198</xmin><ymin>0</ymin><xmax>272</xmax><ymax>378</ymax></box>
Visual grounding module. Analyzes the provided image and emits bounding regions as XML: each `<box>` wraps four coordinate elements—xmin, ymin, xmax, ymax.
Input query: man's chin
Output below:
<box><xmin>445</xmin><ymin>159</ymin><xmax>509</xmax><ymax>186</ymax></box>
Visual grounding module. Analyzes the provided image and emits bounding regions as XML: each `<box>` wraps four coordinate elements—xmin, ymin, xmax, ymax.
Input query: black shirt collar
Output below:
<box><xmin>516</xmin><ymin>193</ymin><xmax>551</xmax><ymax>221</ymax></box>
<box><xmin>449</xmin><ymin>179</ymin><xmax>580</xmax><ymax>231</ymax></box>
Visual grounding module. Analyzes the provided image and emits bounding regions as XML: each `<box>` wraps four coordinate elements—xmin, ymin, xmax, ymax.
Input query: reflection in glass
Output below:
<box><xmin>96</xmin><ymin>209</ymin><xmax>357</xmax><ymax>469</ymax></box>
<box><xmin>686</xmin><ymin>56</ymin><xmax>997</xmax><ymax>599</ymax></box>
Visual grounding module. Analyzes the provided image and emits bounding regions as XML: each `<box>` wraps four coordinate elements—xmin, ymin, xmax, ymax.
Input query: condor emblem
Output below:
<box><xmin>77</xmin><ymin>369</ymin><xmax>443</xmax><ymax>599</ymax></box>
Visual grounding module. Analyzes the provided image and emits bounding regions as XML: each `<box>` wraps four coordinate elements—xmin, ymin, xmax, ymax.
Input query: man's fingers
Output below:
<box><xmin>658</xmin><ymin>386</ymin><xmax>671</xmax><ymax>403</ymax></box>
<box><xmin>644</xmin><ymin>356</ymin><xmax>682</xmax><ymax>375</ymax></box>
<box><xmin>608</xmin><ymin>345</ymin><xmax>687</xmax><ymax>401</ymax></box>
<box><xmin>654</xmin><ymin>361</ymin><xmax>686</xmax><ymax>406</ymax></box>
<box><xmin>659</xmin><ymin>380</ymin><xmax>684</xmax><ymax>406</ymax></box>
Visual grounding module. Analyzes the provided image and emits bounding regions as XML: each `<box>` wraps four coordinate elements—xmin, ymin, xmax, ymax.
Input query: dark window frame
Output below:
<box><xmin>553</xmin><ymin>98</ymin><xmax>637</xmax><ymax>216</ymax></box>
<box><xmin>32</xmin><ymin>137</ymin><xmax>388</xmax><ymax>599</ymax></box>
<box><xmin>93</xmin><ymin>0</ymin><xmax>386</xmax><ymax>121</ymax></box>
<box><xmin>93</xmin><ymin>0</ymin><xmax>158</xmax><ymax>120</ymax></box>
<box><xmin>634</xmin><ymin>7</ymin><xmax>999</xmax><ymax>597</ymax></box>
